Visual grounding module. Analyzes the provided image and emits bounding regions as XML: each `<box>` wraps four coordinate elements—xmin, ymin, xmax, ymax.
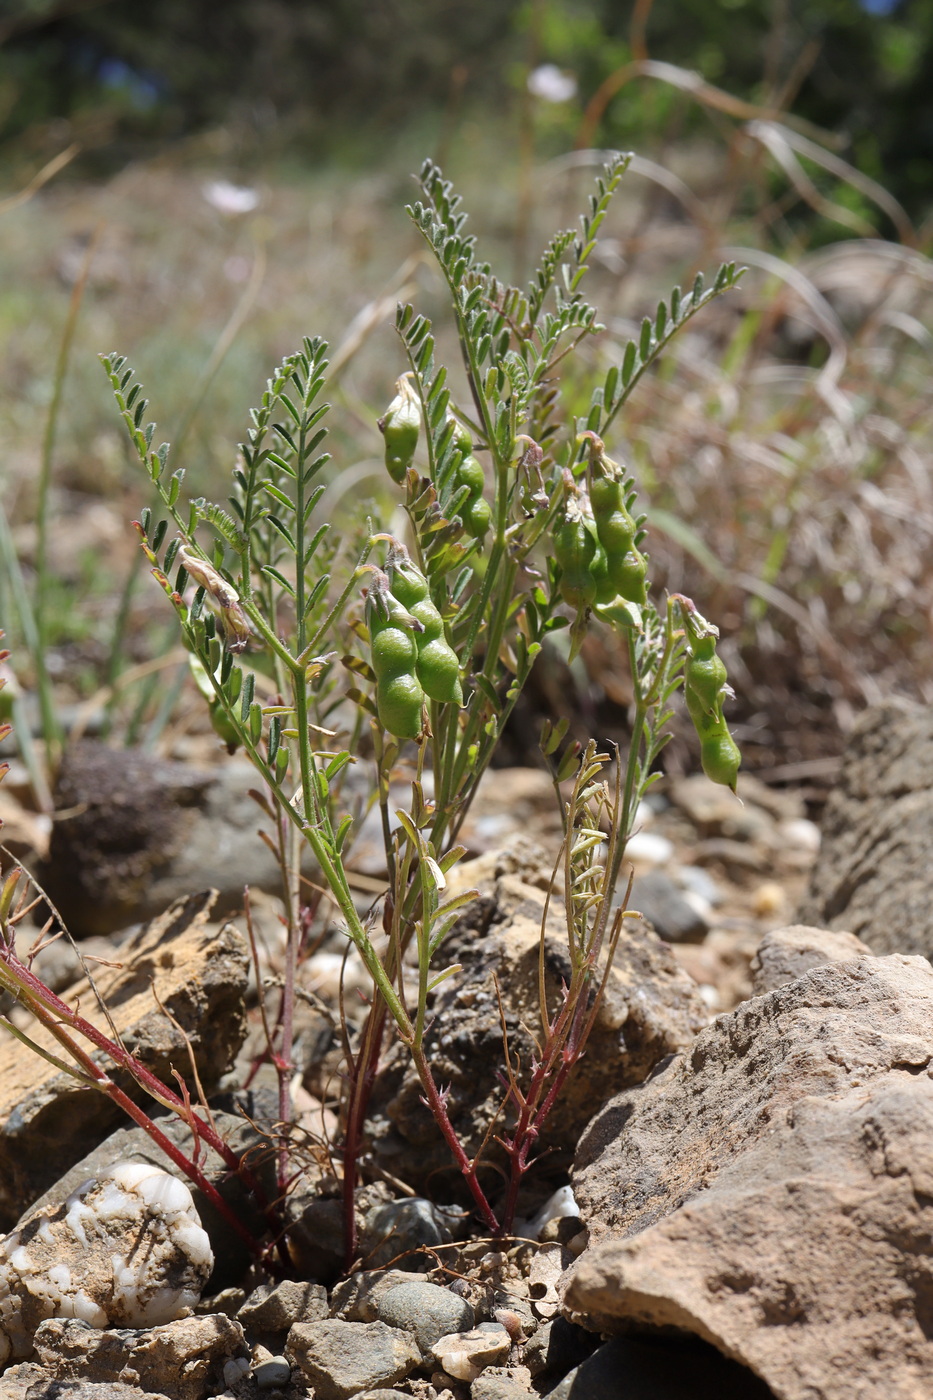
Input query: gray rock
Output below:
<box><xmin>669</xmin><ymin>773</ymin><xmax>783</xmax><ymax>840</ymax></box>
<box><xmin>30</xmin><ymin>1314</ymin><xmax>245</xmax><ymax>1400</ymax></box>
<box><xmin>239</xmin><ymin>1280</ymin><xmax>328</xmax><ymax>1333</ymax></box>
<box><xmin>360</xmin><ymin>1198</ymin><xmax>465</xmax><ymax>1270</ymax></box>
<box><xmin>377</xmin><ymin>1281</ymin><xmax>474</xmax><ymax>1355</ymax></box>
<box><xmin>286</xmin><ymin>1319</ymin><xmax>420</xmax><ymax>1400</ymax></box>
<box><xmin>750</xmin><ymin>923</ymin><xmax>874</xmax><ymax>994</ymax></box>
<box><xmin>281</xmin><ymin>1193</ymin><xmax>346</xmax><ymax>1285</ymax></box>
<box><xmin>521</xmin><ymin>1318</ymin><xmax>595</xmax><ymax>1380</ymax></box>
<box><xmin>799</xmin><ymin>701</ymin><xmax>933</xmax><ymax>956</ymax></box>
<box><xmin>564</xmin><ymin>954</ymin><xmax>933</xmax><ymax>1399</ymax></box>
<box><xmin>252</xmin><ymin>1355</ymin><xmax>291</xmax><ymax>1389</ymax></box>
<box><xmin>628</xmin><ymin>870</ymin><xmax>709</xmax><ymax>943</ymax></box>
<box><xmin>0</xmin><ymin>890</ymin><xmax>249</xmax><ymax>1229</ymax></box>
<box><xmin>329</xmin><ymin>1269</ymin><xmax>431</xmax><ymax>1323</ymax></box>
<box><xmin>542</xmin><ymin>1335</ymin><xmax>775</xmax><ymax>1399</ymax></box>
<box><xmin>16</xmin><ymin>1384</ymin><xmax>165</xmax><ymax>1400</ymax></box>
<box><xmin>471</xmin><ymin>1365</ymin><xmax>534</xmax><ymax>1398</ymax></box>
<box><xmin>39</xmin><ymin>744</ymin><xmax>312</xmax><ymax>937</ymax></box>
<box><xmin>371</xmin><ymin>875</ymin><xmax>706</xmax><ymax>1192</ymax></box>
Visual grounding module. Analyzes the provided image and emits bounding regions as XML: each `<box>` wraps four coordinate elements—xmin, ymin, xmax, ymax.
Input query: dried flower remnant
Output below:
<box><xmin>176</xmin><ymin>547</ymin><xmax>250</xmax><ymax>653</ymax></box>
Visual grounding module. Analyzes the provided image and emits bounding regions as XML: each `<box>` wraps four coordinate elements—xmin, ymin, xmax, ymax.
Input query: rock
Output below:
<box><xmin>623</xmin><ymin>831</ymin><xmax>674</xmax><ymax>866</ymax></box>
<box><xmin>521</xmin><ymin>1317</ymin><xmax>595</xmax><ymax>1380</ymax></box>
<box><xmin>329</xmin><ymin>1270</ymin><xmax>429</xmax><ymax>1323</ymax></box>
<box><xmin>10</xmin><ymin>1383</ymin><xmax>164</xmax><ymax>1399</ymax></box>
<box><xmin>281</xmin><ymin>1193</ymin><xmax>345</xmax><ymax>1285</ymax></box>
<box><xmin>541</xmin><ymin>1335</ymin><xmax>775</xmax><ymax>1399</ymax></box>
<box><xmin>19</xmin><ymin>1110</ymin><xmax>276</xmax><ymax>1295</ymax></box>
<box><xmin>668</xmin><ymin>774</ymin><xmax>778</xmax><ymax>842</ymax></box>
<box><xmin>252</xmin><ymin>1354</ymin><xmax>291</xmax><ymax>1388</ymax></box>
<box><xmin>691</xmin><ymin>837</ymin><xmax>769</xmax><ymax>877</ymax></box>
<box><xmin>0</xmin><ymin>890</ymin><xmax>249</xmax><ymax>1229</ymax></box>
<box><xmin>799</xmin><ymin>701</ymin><xmax>933</xmax><ymax>957</ymax></box>
<box><xmin>286</xmin><ymin>1319</ymin><xmax>420</xmax><ymax>1400</ymax></box>
<box><xmin>376</xmin><ymin>1281</ymin><xmax>474</xmax><ymax>1356</ymax></box>
<box><xmin>471</xmin><ymin>1364</ymin><xmax>534</xmax><ymax>1398</ymax></box>
<box><xmin>0</xmin><ymin>1361</ymin><xmax>48</xmax><ymax>1397</ymax></box>
<box><xmin>238</xmin><ymin>1279</ymin><xmax>328</xmax><ymax>1333</ymax></box>
<box><xmin>360</xmin><ymin>1198</ymin><xmax>466</xmax><ymax>1270</ymax></box>
<box><xmin>29</xmin><ymin>1313</ymin><xmax>244</xmax><ymax>1400</ymax></box>
<box><xmin>0</xmin><ymin>1165</ymin><xmax>213</xmax><ymax>1366</ymax></box>
<box><xmin>750</xmin><ymin>924</ymin><xmax>874</xmax><ymax>994</ymax></box>
<box><xmin>39</xmin><ymin>743</ymin><xmax>307</xmax><ymax>937</ymax></box>
<box><xmin>370</xmin><ymin>874</ymin><xmax>707</xmax><ymax>1193</ymax></box>
<box><xmin>628</xmin><ymin>870</ymin><xmax>709</xmax><ymax>943</ymax></box>
<box><xmin>563</xmin><ymin>954</ymin><xmax>933</xmax><ymax>1399</ymax></box>
<box><xmin>432</xmin><ymin>1324</ymin><xmax>511</xmax><ymax>1382</ymax></box>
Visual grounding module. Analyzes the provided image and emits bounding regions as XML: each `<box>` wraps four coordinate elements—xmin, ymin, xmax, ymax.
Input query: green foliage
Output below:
<box><xmin>106</xmin><ymin>154</ymin><xmax>742</xmax><ymax>1237</ymax></box>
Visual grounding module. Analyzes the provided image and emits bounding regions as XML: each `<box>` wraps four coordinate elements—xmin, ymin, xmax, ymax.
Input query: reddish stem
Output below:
<box><xmin>341</xmin><ymin>997</ymin><xmax>389</xmax><ymax>1270</ymax></box>
<box><xmin>0</xmin><ymin>942</ymin><xmax>288</xmax><ymax>1263</ymax></box>
<box><xmin>499</xmin><ymin>980</ymin><xmax>592</xmax><ymax>1235</ymax></box>
<box><xmin>409</xmin><ymin>1041</ymin><xmax>501</xmax><ymax>1236</ymax></box>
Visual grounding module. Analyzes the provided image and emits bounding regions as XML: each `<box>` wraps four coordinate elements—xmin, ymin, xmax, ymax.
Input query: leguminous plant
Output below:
<box><xmin>4</xmin><ymin>155</ymin><xmax>743</xmax><ymax>1269</ymax></box>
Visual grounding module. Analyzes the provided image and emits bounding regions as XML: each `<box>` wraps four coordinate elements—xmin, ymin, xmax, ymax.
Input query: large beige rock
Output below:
<box><xmin>563</xmin><ymin>954</ymin><xmax>933</xmax><ymax>1400</ymax></box>
<box><xmin>0</xmin><ymin>891</ymin><xmax>248</xmax><ymax>1227</ymax></box>
<box><xmin>749</xmin><ymin>923</ymin><xmax>873</xmax><ymax>994</ymax></box>
<box><xmin>370</xmin><ymin>873</ymin><xmax>708</xmax><ymax>1191</ymax></box>
<box><xmin>799</xmin><ymin>701</ymin><xmax>933</xmax><ymax>957</ymax></box>
<box><xmin>30</xmin><ymin>1313</ymin><xmax>244</xmax><ymax>1400</ymax></box>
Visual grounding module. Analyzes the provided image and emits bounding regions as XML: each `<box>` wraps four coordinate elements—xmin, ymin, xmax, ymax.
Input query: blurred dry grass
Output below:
<box><xmin>1</xmin><ymin>117</ymin><xmax>931</xmax><ymax>777</ymax></box>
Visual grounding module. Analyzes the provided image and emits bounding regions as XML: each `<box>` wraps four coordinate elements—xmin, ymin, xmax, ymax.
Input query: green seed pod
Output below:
<box><xmin>462</xmin><ymin>495</ymin><xmax>492</xmax><ymax>540</ymax></box>
<box><xmin>379</xmin><ymin>374</ymin><xmax>421</xmax><ymax>484</ymax></box>
<box><xmin>553</xmin><ymin>473</ymin><xmax>607</xmax><ymax>610</ymax></box>
<box><xmin>386</xmin><ymin>551</ymin><xmax>430</xmax><ymax>609</ymax></box>
<box><xmin>674</xmin><ymin>595</ymin><xmax>740</xmax><ymax>791</ymax></box>
<box><xmin>366</xmin><ymin>569</ymin><xmax>425</xmax><ymax>740</ymax></box>
<box><xmin>456</xmin><ymin>455</ymin><xmax>485</xmax><ymax>495</ymax></box>
<box><xmin>385</xmin><ymin>544</ymin><xmax>463</xmax><ymax>705</ymax></box>
<box><xmin>377</xmin><ymin>673</ymin><xmax>425</xmax><ymax>740</ymax></box>
<box><xmin>448</xmin><ymin>415</ymin><xmax>472</xmax><ymax>458</ymax></box>
<box><xmin>371</xmin><ymin>625</ymin><xmax>418</xmax><ymax>677</ymax></box>
<box><xmin>450</xmin><ymin>452</ymin><xmax>490</xmax><ymax>539</ymax></box>
<box><xmin>579</xmin><ymin>432</ymin><xmax>644</xmax><ymax>600</ymax></box>
<box><xmin>700</xmin><ymin>726</ymin><xmax>742</xmax><ymax>793</ymax></box>
<box><xmin>684</xmin><ymin>650</ymin><xmax>728</xmax><ymax>718</ymax></box>
<box><xmin>612</xmin><ymin>548</ymin><xmax>648</xmax><ymax>606</ymax></box>
<box><xmin>417</xmin><ymin>637</ymin><xmax>463</xmax><ymax>705</ymax></box>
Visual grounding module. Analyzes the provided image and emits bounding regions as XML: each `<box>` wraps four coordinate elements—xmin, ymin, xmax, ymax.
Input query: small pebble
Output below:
<box><xmin>624</xmin><ymin>830</ymin><xmax>674</xmax><ymax>865</ymax></box>
<box><xmin>432</xmin><ymin>1324</ymin><xmax>511</xmax><ymax>1381</ymax></box>
<box><xmin>253</xmin><ymin>1354</ymin><xmax>291</xmax><ymax>1388</ymax></box>
<box><xmin>677</xmin><ymin>864</ymin><xmax>725</xmax><ymax>906</ymax></box>
<box><xmin>778</xmin><ymin>817</ymin><xmax>821</xmax><ymax>854</ymax></box>
<box><xmin>223</xmin><ymin>1357</ymin><xmax>250</xmax><ymax>1386</ymax></box>
<box><xmin>752</xmin><ymin>881</ymin><xmax>786</xmax><ymax>917</ymax></box>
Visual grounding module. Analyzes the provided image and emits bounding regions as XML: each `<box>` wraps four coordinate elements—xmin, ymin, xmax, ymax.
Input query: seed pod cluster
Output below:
<box><xmin>579</xmin><ymin>433</ymin><xmax>647</xmax><ymax>619</ymax></box>
<box><xmin>386</xmin><ymin>544</ymin><xmax>463</xmax><ymax>707</ymax></box>
<box><xmin>552</xmin><ymin>471</ymin><xmax>604</xmax><ymax>612</ymax></box>
<box><xmin>679</xmin><ymin>601</ymin><xmax>741</xmax><ymax>793</ymax></box>
<box><xmin>366</xmin><ymin>571</ymin><xmax>425</xmax><ymax>740</ymax></box>
<box><xmin>447</xmin><ymin>418</ymin><xmax>491</xmax><ymax>539</ymax></box>
<box><xmin>379</xmin><ymin>374</ymin><xmax>421</xmax><ymax>484</ymax></box>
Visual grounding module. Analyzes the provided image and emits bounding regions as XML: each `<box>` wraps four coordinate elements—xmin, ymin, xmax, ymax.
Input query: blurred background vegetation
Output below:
<box><xmin>1</xmin><ymin>0</ymin><xmax>932</xmax><ymax>801</ymax></box>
